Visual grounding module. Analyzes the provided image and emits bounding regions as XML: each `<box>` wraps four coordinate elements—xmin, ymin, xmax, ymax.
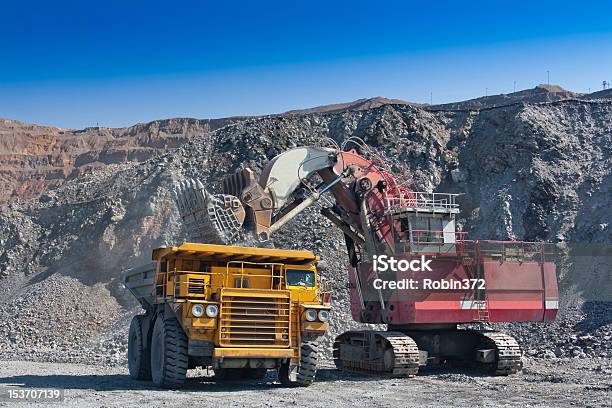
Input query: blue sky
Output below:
<box><xmin>1</xmin><ymin>0</ymin><xmax>611</xmax><ymax>128</ymax></box>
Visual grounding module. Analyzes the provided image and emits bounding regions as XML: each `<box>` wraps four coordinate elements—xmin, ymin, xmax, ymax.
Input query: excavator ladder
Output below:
<box><xmin>474</xmin><ymin>297</ymin><xmax>490</xmax><ymax>323</ymax></box>
<box><xmin>462</xmin><ymin>257</ymin><xmax>490</xmax><ymax>323</ymax></box>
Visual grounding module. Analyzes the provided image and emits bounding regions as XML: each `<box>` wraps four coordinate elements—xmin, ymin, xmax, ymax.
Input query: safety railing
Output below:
<box><xmin>317</xmin><ymin>277</ymin><xmax>332</xmax><ymax>305</ymax></box>
<box><xmin>155</xmin><ymin>269</ymin><xmax>224</xmax><ymax>302</ymax></box>
<box><xmin>410</xmin><ymin>229</ymin><xmax>468</xmax><ymax>244</ymax></box>
<box><xmin>393</xmin><ymin>231</ymin><xmax>554</xmax><ymax>262</ymax></box>
<box><xmin>386</xmin><ymin>192</ymin><xmax>461</xmax><ymax>213</ymax></box>
<box><xmin>394</xmin><ymin>229</ymin><xmax>467</xmax><ymax>254</ymax></box>
<box><xmin>457</xmin><ymin>240</ymin><xmax>555</xmax><ymax>264</ymax></box>
<box><xmin>154</xmin><ymin>261</ymin><xmax>327</xmax><ymax>302</ymax></box>
<box><xmin>225</xmin><ymin>261</ymin><xmax>286</xmax><ymax>290</ymax></box>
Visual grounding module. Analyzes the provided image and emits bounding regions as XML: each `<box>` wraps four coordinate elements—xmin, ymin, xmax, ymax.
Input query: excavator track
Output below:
<box><xmin>474</xmin><ymin>330</ymin><xmax>523</xmax><ymax>375</ymax></box>
<box><xmin>333</xmin><ymin>331</ymin><xmax>420</xmax><ymax>377</ymax></box>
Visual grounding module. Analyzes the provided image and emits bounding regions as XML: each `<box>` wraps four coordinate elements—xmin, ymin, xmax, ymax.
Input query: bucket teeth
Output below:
<box><xmin>172</xmin><ymin>178</ymin><xmax>246</xmax><ymax>244</ymax></box>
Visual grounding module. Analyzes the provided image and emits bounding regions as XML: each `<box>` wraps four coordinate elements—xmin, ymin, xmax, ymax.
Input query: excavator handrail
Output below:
<box><xmin>456</xmin><ymin>240</ymin><xmax>555</xmax><ymax>263</ymax></box>
<box><xmin>386</xmin><ymin>192</ymin><xmax>461</xmax><ymax>213</ymax></box>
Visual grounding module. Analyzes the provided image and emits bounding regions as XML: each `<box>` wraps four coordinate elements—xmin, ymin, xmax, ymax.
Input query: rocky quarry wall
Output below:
<box><xmin>0</xmin><ymin>117</ymin><xmax>240</xmax><ymax>203</ymax></box>
<box><xmin>0</xmin><ymin>99</ymin><xmax>610</xmax><ymax>365</ymax></box>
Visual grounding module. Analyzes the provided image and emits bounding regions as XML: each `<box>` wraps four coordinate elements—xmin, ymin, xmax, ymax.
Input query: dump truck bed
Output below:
<box><xmin>123</xmin><ymin>262</ymin><xmax>156</xmax><ymax>308</ymax></box>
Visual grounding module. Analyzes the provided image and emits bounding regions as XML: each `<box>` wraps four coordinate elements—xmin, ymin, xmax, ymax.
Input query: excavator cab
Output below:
<box><xmin>388</xmin><ymin>192</ymin><xmax>461</xmax><ymax>254</ymax></box>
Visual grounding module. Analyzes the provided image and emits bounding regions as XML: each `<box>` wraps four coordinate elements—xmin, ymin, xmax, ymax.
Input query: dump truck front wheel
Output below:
<box><xmin>128</xmin><ymin>315</ymin><xmax>151</xmax><ymax>380</ymax></box>
<box><xmin>150</xmin><ymin>315</ymin><xmax>188</xmax><ymax>388</ymax></box>
<box><xmin>278</xmin><ymin>342</ymin><xmax>319</xmax><ymax>387</ymax></box>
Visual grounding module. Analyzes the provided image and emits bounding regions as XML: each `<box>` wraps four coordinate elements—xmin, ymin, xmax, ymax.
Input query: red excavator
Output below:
<box><xmin>173</xmin><ymin>139</ymin><xmax>558</xmax><ymax>376</ymax></box>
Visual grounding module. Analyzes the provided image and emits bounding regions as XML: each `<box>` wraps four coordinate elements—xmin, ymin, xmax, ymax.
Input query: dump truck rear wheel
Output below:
<box><xmin>278</xmin><ymin>342</ymin><xmax>318</xmax><ymax>387</ymax></box>
<box><xmin>150</xmin><ymin>315</ymin><xmax>188</xmax><ymax>388</ymax></box>
<box><xmin>128</xmin><ymin>315</ymin><xmax>151</xmax><ymax>380</ymax></box>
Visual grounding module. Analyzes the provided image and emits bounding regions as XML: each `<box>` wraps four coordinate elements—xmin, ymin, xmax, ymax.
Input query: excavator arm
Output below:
<box><xmin>173</xmin><ymin>145</ymin><xmax>393</xmax><ymax>249</ymax></box>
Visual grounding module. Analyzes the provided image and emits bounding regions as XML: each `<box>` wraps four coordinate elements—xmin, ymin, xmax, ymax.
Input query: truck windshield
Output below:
<box><xmin>285</xmin><ymin>269</ymin><xmax>315</xmax><ymax>287</ymax></box>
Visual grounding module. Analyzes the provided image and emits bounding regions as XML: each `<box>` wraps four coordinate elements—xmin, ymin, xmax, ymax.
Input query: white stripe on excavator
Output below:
<box><xmin>461</xmin><ymin>300</ymin><xmax>559</xmax><ymax>310</ymax></box>
<box><xmin>460</xmin><ymin>300</ymin><xmax>484</xmax><ymax>310</ymax></box>
<box><xmin>545</xmin><ymin>300</ymin><xmax>559</xmax><ymax>309</ymax></box>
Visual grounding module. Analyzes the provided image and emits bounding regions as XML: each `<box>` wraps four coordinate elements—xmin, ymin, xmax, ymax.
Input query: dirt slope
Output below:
<box><xmin>582</xmin><ymin>88</ymin><xmax>612</xmax><ymax>100</ymax></box>
<box><xmin>283</xmin><ymin>96</ymin><xmax>413</xmax><ymax>115</ymax></box>
<box><xmin>429</xmin><ymin>84</ymin><xmax>583</xmax><ymax>110</ymax></box>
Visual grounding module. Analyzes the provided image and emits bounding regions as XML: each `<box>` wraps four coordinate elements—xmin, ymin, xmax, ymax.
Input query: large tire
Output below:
<box><xmin>150</xmin><ymin>315</ymin><xmax>189</xmax><ymax>388</ymax></box>
<box><xmin>128</xmin><ymin>315</ymin><xmax>151</xmax><ymax>380</ymax></box>
<box><xmin>278</xmin><ymin>342</ymin><xmax>319</xmax><ymax>387</ymax></box>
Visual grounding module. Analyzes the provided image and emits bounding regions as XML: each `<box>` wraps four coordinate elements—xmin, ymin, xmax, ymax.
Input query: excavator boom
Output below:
<box><xmin>174</xmin><ymin>146</ymin><xmax>377</xmax><ymax>244</ymax></box>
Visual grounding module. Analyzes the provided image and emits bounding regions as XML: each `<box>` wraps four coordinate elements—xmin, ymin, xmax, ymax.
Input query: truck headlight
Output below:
<box><xmin>318</xmin><ymin>310</ymin><xmax>330</xmax><ymax>322</ymax></box>
<box><xmin>206</xmin><ymin>304</ymin><xmax>219</xmax><ymax>318</ymax></box>
<box><xmin>305</xmin><ymin>309</ymin><xmax>317</xmax><ymax>322</ymax></box>
<box><xmin>192</xmin><ymin>304</ymin><xmax>204</xmax><ymax>317</ymax></box>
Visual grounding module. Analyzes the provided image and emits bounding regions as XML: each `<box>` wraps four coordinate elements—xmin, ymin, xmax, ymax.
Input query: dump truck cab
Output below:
<box><xmin>124</xmin><ymin>243</ymin><xmax>331</xmax><ymax>388</ymax></box>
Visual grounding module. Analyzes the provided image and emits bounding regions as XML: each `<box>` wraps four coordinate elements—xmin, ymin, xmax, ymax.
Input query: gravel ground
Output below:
<box><xmin>0</xmin><ymin>359</ymin><xmax>610</xmax><ymax>408</ymax></box>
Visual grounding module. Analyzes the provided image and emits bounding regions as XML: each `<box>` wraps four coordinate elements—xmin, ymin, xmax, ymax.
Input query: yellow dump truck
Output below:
<box><xmin>123</xmin><ymin>242</ymin><xmax>331</xmax><ymax>388</ymax></box>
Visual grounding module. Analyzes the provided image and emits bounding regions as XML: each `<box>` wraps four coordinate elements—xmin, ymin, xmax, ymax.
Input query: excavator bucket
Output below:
<box><xmin>173</xmin><ymin>179</ymin><xmax>246</xmax><ymax>244</ymax></box>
